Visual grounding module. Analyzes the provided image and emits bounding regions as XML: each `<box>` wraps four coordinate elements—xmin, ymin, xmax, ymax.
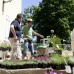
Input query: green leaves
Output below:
<box><xmin>22</xmin><ymin>0</ymin><xmax>74</xmax><ymax>42</ymax></box>
<box><xmin>50</xmin><ymin>56</ymin><xmax>66</xmax><ymax>65</ymax></box>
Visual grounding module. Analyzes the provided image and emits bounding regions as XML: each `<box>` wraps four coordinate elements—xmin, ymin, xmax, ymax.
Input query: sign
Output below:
<box><xmin>65</xmin><ymin>65</ymin><xmax>71</xmax><ymax>73</ymax></box>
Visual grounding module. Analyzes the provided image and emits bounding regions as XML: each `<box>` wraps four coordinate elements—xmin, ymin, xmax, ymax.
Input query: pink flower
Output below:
<box><xmin>53</xmin><ymin>72</ymin><xmax>57</xmax><ymax>74</ymax></box>
<box><xmin>44</xmin><ymin>72</ymin><xmax>48</xmax><ymax>74</ymax></box>
<box><xmin>50</xmin><ymin>71</ymin><xmax>54</xmax><ymax>74</ymax></box>
<box><xmin>59</xmin><ymin>73</ymin><xmax>63</xmax><ymax>74</ymax></box>
<box><xmin>51</xmin><ymin>30</ymin><xmax>54</xmax><ymax>33</ymax></box>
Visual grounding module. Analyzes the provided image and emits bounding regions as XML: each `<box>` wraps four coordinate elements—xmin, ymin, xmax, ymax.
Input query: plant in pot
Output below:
<box><xmin>6</xmin><ymin>62</ymin><xmax>11</xmax><ymax>69</ymax></box>
<box><xmin>68</xmin><ymin>59</ymin><xmax>74</xmax><ymax>70</ymax></box>
<box><xmin>0</xmin><ymin>62</ymin><xmax>2</xmax><ymax>67</ymax></box>
<box><xmin>1</xmin><ymin>62</ymin><xmax>7</xmax><ymax>69</ymax></box>
<box><xmin>27</xmin><ymin>62</ymin><xmax>33</xmax><ymax>68</ymax></box>
<box><xmin>7</xmin><ymin>44</ymin><xmax>11</xmax><ymax>51</ymax></box>
<box><xmin>0</xmin><ymin>45</ymin><xmax>2</xmax><ymax>50</ymax></box>
<box><xmin>16</xmin><ymin>62</ymin><xmax>21</xmax><ymax>69</ymax></box>
<box><xmin>22</xmin><ymin>62</ymin><xmax>27</xmax><ymax>69</ymax></box>
<box><xmin>50</xmin><ymin>59</ymin><xmax>57</xmax><ymax>69</ymax></box>
<box><xmin>33</xmin><ymin>62</ymin><xmax>38</xmax><ymax>68</ymax></box>
<box><xmin>61</xmin><ymin>58</ymin><xmax>66</xmax><ymax>70</ymax></box>
<box><xmin>39</xmin><ymin>54</ymin><xmax>42</xmax><ymax>57</ymax></box>
<box><xmin>25</xmin><ymin>62</ymin><xmax>29</xmax><ymax>68</ymax></box>
<box><xmin>20</xmin><ymin>62</ymin><xmax>26</xmax><ymax>69</ymax></box>
<box><xmin>37</xmin><ymin>60</ymin><xmax>42</xmax><ymax>68</ymax></box>
<box><xmin>54</xmin><ymin>48</ymin><xmax>58</xmax><ymax>53</ymax></box>
<box><xmin>42</xmin><ymin>54</ymin><xmax>46</xmax><ymax>56</ymax></box>
<box><xmin>34</xmin><ymin>54</ymin><xmax>39</xmax><ymax>58</ymax></box>
<box><xmin>47</xmin><ymin>60</ymin><xmax>51</xmax><ymax>68</ymax></box>
<box><xmin>54</xmin><ymin>59</ymin><xmax>62</xmax><ymax>70</ymax></box>
<box><xmin>42</xmin><ymin>60</ymin><xmax>47</xmax><ymax>68</ymax></box>
<box><xmin>58</xmin><ymin>48</ymin><xmax>64</xmax><ymax>55</ymax></box>
<box><xmin>11</xmin><ymin>63</ymin><xmax>17</xmax><ymax>69</ymax></box>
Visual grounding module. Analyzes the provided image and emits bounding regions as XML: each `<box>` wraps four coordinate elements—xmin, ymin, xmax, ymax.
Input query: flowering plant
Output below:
<box><xmin>44</xmin><ymin>71</ymin><xmax>63</xmax><ymax>74</ymax></box>
<box><xmin>65</xmin><ymin>45</ymin><xmax>71</xmax><ymax>51</ymax></box>
<box><xmin>0</xmin><ymin>41</ymin><xmax>11</xmax><ymax>50</ymax></box>
<box><xmin>46</xmin><ymin>30</ymin><xmax>61</xmax><ymax>47</ymax></box>
<box><xmin>42</xmin><ymin>60</ymin><xmax>47</xmax><ymax>64</ymax></box>
<box><xmin>34</xmin><ymin>56</ymin><xmax>50</xmax><ymax>63</ymax></box>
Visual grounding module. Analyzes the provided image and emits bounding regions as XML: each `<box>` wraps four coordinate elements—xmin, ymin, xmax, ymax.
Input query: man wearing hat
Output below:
<box><xmin>21</xmin><ymin>18</ymin><xmax>44</xmax><ymax>60</ymax></box>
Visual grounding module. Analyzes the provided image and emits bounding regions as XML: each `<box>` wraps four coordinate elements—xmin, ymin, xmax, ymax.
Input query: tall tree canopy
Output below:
<box><xmin>22</xmin><ymin>0</ymin><xmax>74</xmax><ymax>43</ymax></box>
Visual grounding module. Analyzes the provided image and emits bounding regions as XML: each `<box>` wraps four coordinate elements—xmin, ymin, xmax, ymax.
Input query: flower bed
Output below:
<box><xmin>0</xmin><ymin>55</ymin><xmax>73</xmax><ymax>70</ymax></box>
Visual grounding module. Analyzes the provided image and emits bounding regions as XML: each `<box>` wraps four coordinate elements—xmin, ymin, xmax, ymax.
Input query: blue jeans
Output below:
<box><xmin>23</xmin><ymin>41</ymin><xmax>34</xmax><ymax>56</ymax></box>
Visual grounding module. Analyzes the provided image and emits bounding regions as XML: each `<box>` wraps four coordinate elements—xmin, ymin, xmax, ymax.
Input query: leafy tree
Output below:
<box><xmin>22</xmin><ymin>5</ymin><xmax>39</xmax><ymax>26</ymax></box>
<box><xmin>33</xmin><ymin>0</ymin><xmax>74</xmax><ymax>43</ymax></box>
<box><xmin>22</xmin><ymin>0</ymin><xmax>74</xmax><ymax>43</ymax></box>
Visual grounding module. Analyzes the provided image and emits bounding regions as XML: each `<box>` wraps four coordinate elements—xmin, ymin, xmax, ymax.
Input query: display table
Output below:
<box><xmin>0</xmin><ymin>68</ymin><xmax>73</xmax><ymax>74</ymax></box>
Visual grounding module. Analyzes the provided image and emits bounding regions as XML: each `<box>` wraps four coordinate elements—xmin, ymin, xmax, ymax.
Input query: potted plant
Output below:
<box><xmin>27</xmin><ymin>62</ymin><xmax>33</xmax><ymax>68</ymax></box>
<box><xmin>50</xmin><ymin>59</ymin><xmax>57</xmax><ymax>69</ymax></box>
<box><xmin>11</xmin><ymin>63</ymin><xmax>17</xmax><ymax>69</ymax></box>
<box><xmin>61</xmin><ymin>58</ymin><xmax>66</xmax><ymax>70</ymax></box>
<box><xmin>42</xmin><ymin>60</ymin><xmax>47</xmax><ymax>68</ymax></box>
<box><xmin>23</xmin><ymin>62</ymin><xmax>27</xmax><ymax>69</ymax></box>
<box><xmin>0</xmin><ymin>62</ymin><xmax>2</xmax><ymax>67</ymax></box>
<box><xmin>20</xmin><ymin>62</ymin><xmax>26</xmax><ymax>69</ymax></box>
<box><xmin>47</xmin><ymin>60</ymin><xmax>51</xmax><ymax>68</ymax></box>
<box><xmin>6</xmin><ymin>62</ymin><xmax>11</xmax><ymax>69</ymax></box>
<box><xmin>58</xmin><ymin>48</ymin><xmax>64</xmax><ymax>55</ymax></box>
<box><xmin>34</xmin><ymin>54</ymin><xmax>39</xmax><ymax>58</ymax></box>
<box><xmin>68</xmin><ymin>59</ymin><xmax>74</xmax><ymax>70</ymax></box>
<box><xmin>37</xmin><ymin>60</ymin><xmax>42</xmax><ymax>68</ymax></box>
<box><xmin>54</xmin><ymin>58</ymin><xmax>62</xmax><ymax>70</ymax></box>
<box><xmin>7</xmin><ymin>44</ymin><xmax>11</xmax><ymax>51</ymax></box>
<box><xmin>1</xmin><ymin>62</ymin><xmax>7</xmax><ymax>69</ymax></box>
<box><xmin>24</xmin><ymin>62</ymin><xmax>29</xmax><ymax>68</ymax></box>
<box><xmin>33</xmin><ymin>62</ymin><xmax>38</xmax><ymax>68</ymax></box>
<box><xmin>39</xmin><ymin>54</ymin><xmax>42</xmax><ymax>57</ymax></box>
<box><xmin>16</xmin><ymin>62</ymin><xmax>21</xmax><ymax>69</ymax></box>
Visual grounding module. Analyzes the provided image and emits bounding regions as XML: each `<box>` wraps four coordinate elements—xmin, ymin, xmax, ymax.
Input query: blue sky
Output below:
<box><xmin>22</xmin><ymin>0</ymin><xmax>42</xmax><ymax>12</ymax></box>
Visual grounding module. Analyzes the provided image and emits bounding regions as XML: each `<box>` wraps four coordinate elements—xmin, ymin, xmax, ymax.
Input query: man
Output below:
<box><xmin>71</xmin><ymin>28</ymin><xmax>74</xmax><ymax>57</ymax></box>
<box><xmin>9</xmin><ymin>13</ymin><xmax>23</xmax><ymax>60</ymax></box>
<box><xmin>21</xmin><ymin>19</ymin><xmax>44</xmax><ymax>60</ymax></box>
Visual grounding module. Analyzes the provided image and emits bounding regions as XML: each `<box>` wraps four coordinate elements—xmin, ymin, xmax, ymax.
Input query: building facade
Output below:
<box><xmin>0</xmin><ymin>0</ymin><xmax>22</xmax><ymax>41</ymax></box>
